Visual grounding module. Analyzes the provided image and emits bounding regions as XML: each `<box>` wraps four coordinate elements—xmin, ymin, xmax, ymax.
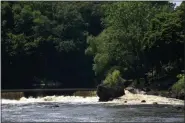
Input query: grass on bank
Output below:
<box><xmin>73</xmin><ymin>91</ymin><xmax>97</xmax><ymax>97</ymax></box>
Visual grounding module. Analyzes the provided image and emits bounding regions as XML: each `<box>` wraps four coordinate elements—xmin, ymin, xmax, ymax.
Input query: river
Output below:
<box><xmin>2</xmin><ymin>91</ymin><xmax>184</xmax><ymax>122</ymax></box>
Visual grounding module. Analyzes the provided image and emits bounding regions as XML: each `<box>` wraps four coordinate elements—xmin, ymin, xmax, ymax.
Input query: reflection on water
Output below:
<box><xmin>2</xmin><ymin>102</ymin><xmax>184</xmax><ymax>122</ymax></box>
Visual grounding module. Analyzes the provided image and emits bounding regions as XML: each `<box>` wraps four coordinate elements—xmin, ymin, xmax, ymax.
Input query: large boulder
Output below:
<box><xmin>97</xmin><ymin>69</ymin><xmax>126</xmax><ymax>101</ymax></box>
<box><xmin>97</xmin><ymin>83</ymin><xmax>125</xmax><ymax>102</ymax></box>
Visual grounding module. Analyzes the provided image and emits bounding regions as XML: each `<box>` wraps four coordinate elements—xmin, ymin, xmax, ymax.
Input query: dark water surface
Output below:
<box><xmin>2</xmin><ymin>102</ymin><xmax>184</xmax><ymax>122</ymax></box>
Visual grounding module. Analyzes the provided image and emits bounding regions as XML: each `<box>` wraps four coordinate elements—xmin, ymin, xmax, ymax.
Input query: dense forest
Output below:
<box><xmin>1</xmin><ymin>2</ymin><xmax>184</xmax><ymax>95</ymax></box>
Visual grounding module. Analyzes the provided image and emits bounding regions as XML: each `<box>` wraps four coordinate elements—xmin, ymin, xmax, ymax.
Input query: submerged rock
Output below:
<box><xmin>153</xmin><ymin>102</ymin><xmax>158</xmax><ymax>105</ymax></box>
<box><xmin>141</xmin><ymin>100</ymin><xmax>146</xmax><ymax>103</ymax></box>
<box><xmin>173</xmin><ymin>106</ymin><xmax>185</xmax><ymax>111</ymax></box>
<box><xmin>53</xmin><ymin>104</ymin><xmax>59</xmax><ymax>107</ymax></box>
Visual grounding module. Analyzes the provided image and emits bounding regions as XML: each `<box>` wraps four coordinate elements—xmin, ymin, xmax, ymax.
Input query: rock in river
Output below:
<box><xmin>97</xmin><ymin>83</ymin><xmax>125</xmax><ymax>102</ymax></box>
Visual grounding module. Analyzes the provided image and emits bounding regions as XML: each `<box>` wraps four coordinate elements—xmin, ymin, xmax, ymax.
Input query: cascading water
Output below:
<box><xmin>2</xmin><ymin>90</ymin><xmax>184</xmax><ymax>105</ymax></box>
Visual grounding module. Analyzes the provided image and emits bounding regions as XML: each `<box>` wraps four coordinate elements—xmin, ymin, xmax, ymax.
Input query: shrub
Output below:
<box><xmin>172</xmin><ymin>74</ymin><xmax>185</xmax><ymax>93</ymax></box>
<box><xmin>103</xmin><ymin>70</ymin><xmax>124</xmax><ymax>87</ymax></box>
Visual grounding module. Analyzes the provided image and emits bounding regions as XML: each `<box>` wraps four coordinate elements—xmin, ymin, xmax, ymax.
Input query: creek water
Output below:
<box><xmin>2</xmin><ymin>91</ymin><xmax>184</xmax><ymax>122</ymax></box>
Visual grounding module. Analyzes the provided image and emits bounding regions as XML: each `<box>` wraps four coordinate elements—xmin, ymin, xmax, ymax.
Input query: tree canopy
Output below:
<box><xmin>1</xmin><ymin>1</ymin><xmax>184</xmax><ymax>91</ymax></box>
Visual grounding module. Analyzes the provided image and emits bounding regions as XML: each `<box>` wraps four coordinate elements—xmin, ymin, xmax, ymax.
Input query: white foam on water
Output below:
<box><xmin>2</xmin><ymin>90</ymin><xmax>184</xmax><ymax>105</ymax></box>
<box><xmin>111</xmin><ymin>90</ymin><xmax>184</xmax><ymax>105</ymax></box>
<box><xmin>2</xmin><ymin>96</ymin><xmax>99</xmax><ymax>104</ymax></box>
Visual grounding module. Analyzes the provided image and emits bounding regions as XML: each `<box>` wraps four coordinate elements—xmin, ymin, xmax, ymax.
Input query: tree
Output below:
<box><xmin>1</xmin><ymin>1</ymin><xmax>104</xmax><ymax>89</ymax></box>
<box><xmin>86</xmin><ymin>2</ymin><xmax>180</xmax><ymax>86</ymax></box>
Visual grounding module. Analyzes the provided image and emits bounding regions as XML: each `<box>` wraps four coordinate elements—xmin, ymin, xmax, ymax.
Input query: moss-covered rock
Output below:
<box><xmin>96</xmin><ymin>70</ymin><xmax>125</xmax><ymax>101</ymax></box>
<box><xmin>97</xmin><ymin>83</ymin><xmax>125</xmax><ymax>101</ymax></box>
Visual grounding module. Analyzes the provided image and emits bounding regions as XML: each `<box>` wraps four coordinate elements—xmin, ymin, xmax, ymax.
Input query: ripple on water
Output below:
<box><xmin>2</xmin><ymin>102</ymin><xmax>184</xmax><ymax>122</ymax></box>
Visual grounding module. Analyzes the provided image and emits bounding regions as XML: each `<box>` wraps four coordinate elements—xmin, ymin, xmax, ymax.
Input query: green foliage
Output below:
<box><xmin>87</xmin><ymin>2</ymin><xmax>159</xmax><ymax>76</ymax></box>
<box><xmin>86</xmin><ymin>1</ymin><xmax>184</xmax><ymax>87</ymax></box>
<box><xmin>2</xmin><ymin>1</ymin><xmax>184</xmax><ymax>91</ymax></box>
<box><xmin>103</xmin><ymin>70</ymin><xmax>124</xmax><ymax>87</ymax></box>
<box><xmin>2</xmin><ymin>1</ymin><xmax>104</xmax><ymax>89</ymax></box>
<box><xmin>172</xmin><ymin>74</ymin><xmax>185</xmax><ymax>93</ymax></box>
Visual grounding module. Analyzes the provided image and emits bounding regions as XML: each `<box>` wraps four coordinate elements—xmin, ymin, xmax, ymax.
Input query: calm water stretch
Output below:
<box><xmin>2</xmin><ymin>91</ymin><xmax>184</xmax><ymax>122</ymax></box>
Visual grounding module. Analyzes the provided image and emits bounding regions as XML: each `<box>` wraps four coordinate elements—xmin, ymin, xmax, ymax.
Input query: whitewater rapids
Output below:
<box><xmin>2</xmin><ymin>90</ymin><xmax>184</xmax><ymax>105</ymax></box>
